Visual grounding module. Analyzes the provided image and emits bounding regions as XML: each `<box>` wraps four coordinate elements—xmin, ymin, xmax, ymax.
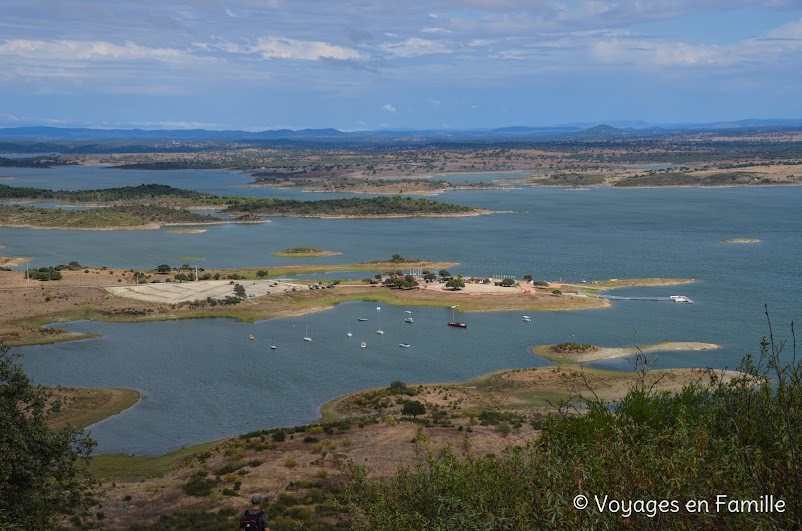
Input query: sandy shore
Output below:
<box><xmin>724</xmin><ymin>238</ymin><xmax>760</xmax><ymax>244</ymax></box>
<box><xmin>532</xmin><ymin>341</ymin><xmax>721</xmax><ymax>363</ymax></box>
<box><xmin>423</xmin><ymin>282</ymin><xmax>524</xmax><ymax>294</ymax></box>
<box><xmin>0</xmin><ymin>256</ymin><xmax>31</xmax><ymax>267</ymax></box>
<box><xmin>166</xmin><ymin>229</ymin><xmax>207</xmax><ymax>234</ymax></box>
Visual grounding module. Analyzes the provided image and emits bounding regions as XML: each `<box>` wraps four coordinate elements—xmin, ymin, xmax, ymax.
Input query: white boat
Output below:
<box><xmin>358</xmin><ymin>318</ymin><xmax>368</xmax><ymax>322</ymax></box>
<box><xmin>404</xmin><ymin>310</ymin><xmax>413</xmax><ymax>314</ymax></box>
<box><xmin>270</xmin><ymin>345</ymin><xmax>277</xmax><ymax>350</ymax></box>
<box><xmin>399</xmin><ymin>342</ymin><xmax>411</xmax><ymax>348</ymax></box>
<box><xmin>347</xmin><ymin>320</ymin><xmax>353</xmax><ymax>337</ymax></box>
<box><xmin>669</xmin><ymin>295</ymin><xmax>693</xmax><ymax>304</ymax></box>
<box><xmin>376</xmin><ymin>329</ymin><xmax>384</xmax><ymax>335</ymax></box>
<box><xmin>404</xmin><ymin>317</ymin><xmax>414</xmax><ymax>323</ymax></box>
<box><xmin>376</xmin><ymin>307</ymin><xmax>383</xmax><ymax>334</ymax></box>
<box><xmin>361</xmin><ymin>341</ymin><xmax>367</xmax><ymax>348</ymax></box>
<box><xmin>303</xmin><ymin>324</ymin><xmax>312</xmax><ymax>342</ymax></box>
<box><xmin>522</xmin><ymin>315</ymin><xmax>531</xmax><ymax>322</ymax></box>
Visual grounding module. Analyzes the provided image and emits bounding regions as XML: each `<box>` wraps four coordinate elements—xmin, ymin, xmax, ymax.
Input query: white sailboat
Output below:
<box><xmin>376</xmin><ymin>306</ymin><xmax>384</xmax><ymax>335</ymax></box>
<box><xmin>347</xmin><ymin>320</ymin><xmax>353</xmax><ymax>337</ymax></box>
<box><xmin>361</xmin><ymin>341</ymin><xmax>367</xmax><ymax>348</ymax></box>
<box><xmin>270</xmin><ymin>335</ymin><xmax>277</xmax><ymax>350</ymax></box>
<box><xmin>303</xmin><ymin>324</ymin><xmax>312</xmax><ymax>342</ymax></box>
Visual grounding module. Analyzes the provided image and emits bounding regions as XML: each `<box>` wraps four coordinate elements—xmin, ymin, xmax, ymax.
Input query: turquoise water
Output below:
<box><xmin>5</xmin><ymin>168</ymin><xmax>801</xmax><ymax>454</ymax></box>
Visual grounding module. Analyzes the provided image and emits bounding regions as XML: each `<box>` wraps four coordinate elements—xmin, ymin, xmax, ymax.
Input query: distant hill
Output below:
<box><xmin>1</xmin><ymin>118</ymin><xmax>801</xmax><ymax>148</ymax></box>
<box><xmin>567</xmin><ymin>124</ymin><xmax>627</xmax><ymax>138</ymax></box>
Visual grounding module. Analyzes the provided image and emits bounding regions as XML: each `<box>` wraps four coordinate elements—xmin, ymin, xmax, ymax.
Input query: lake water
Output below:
<box><xmin>6</xmin><ymin>167</ymin><xmax>802</xmax><ymax>454</ymax></box>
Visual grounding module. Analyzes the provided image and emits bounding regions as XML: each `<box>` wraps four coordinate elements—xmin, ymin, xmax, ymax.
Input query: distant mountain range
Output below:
<box><xmin>1</xmin><ymin>118</ymin><xmax>801</xmax><ymax>146</ymax></box>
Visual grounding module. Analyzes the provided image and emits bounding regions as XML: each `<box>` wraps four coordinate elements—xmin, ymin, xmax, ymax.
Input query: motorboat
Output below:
<box><xmin>522</xmin><ymin>316</ymin><xmax>531</xmax><ymax>322</ymax></box>
<box><xmin>399</xmin><ymin>343</ymin><xmax>411</xmax><ymax>348</ymax></box>
<box><xmin>404</xmin><ymin>317</ymin><xmax>414</xmax><ymax>323</ymax></box>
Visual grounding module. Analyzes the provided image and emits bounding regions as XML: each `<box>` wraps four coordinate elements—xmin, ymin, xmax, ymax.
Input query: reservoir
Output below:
<box><xmin>4</xmin><ymin>168</ymin><xmax>800</xmax><ymax>454</ymax></box>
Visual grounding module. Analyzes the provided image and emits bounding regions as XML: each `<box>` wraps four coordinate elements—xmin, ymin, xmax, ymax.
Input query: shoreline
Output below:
<box><xmin>531</xmin><ymin>341</ymin><xmax>721</xmax><ymax>363</ymax></box>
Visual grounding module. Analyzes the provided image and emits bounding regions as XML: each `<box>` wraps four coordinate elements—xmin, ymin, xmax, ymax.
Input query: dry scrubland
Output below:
<box><xmin>87</xmin><ymin>364</ymin><xmax>737</xmax><ymax>528</ymax></box>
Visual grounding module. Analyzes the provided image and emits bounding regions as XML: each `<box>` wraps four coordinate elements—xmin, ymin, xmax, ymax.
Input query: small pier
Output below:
<box><xmin>595</xmin><ymin>294</ymin><xmax>694</xmax><ymax>304</ymax></box>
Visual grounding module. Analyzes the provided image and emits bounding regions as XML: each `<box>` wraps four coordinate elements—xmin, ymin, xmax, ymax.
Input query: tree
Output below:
<box><xmin>402</xmin><ymin>400</ymin><xmax>426</xmax><ymax>418</ymax></box>
<box><xmin>523</xmin><ymin>274</ymin><xmax>533</xmax><ymax>282</ymax></box>
<box><xmin>501</xmin><ymin>278</ymin><xmax>516</xmax><ymax>287</ymax></box>
<box><xmin>233</xmin><ymin>283</ymin><xmax>247</xmax><ymax>298</ymax></box>
<box><xmin>0</xmin><ymin>347</ymin><xmax>96</xmax><ymax>528</ymax></box>
<box><xmin>256</xmin><ymin>270</ymin><xmax>268</xmax><ymax>279</ymax></box>
<box><xmin>438</xmin><ymin>269</ymin><xmax>451</xmax><ymax>279</ymax></box>
<box><xmin>156</xmin><ymin>264</ymin><xmax>172</xmax><ymax>274</ymax></box>
<box><xmin>445</xmin><ymin>278</ymin><xmax>465</xmax><ymax>290</ymax></box>
<box><xmin>423</xmin><ymin>273</ymin><xmax>437</xmax><ymax>282</ymax></box>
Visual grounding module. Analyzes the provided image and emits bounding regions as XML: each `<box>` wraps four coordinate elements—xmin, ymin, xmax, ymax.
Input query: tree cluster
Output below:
<box><xmin>0</xmin><ymin>347</ymin><xmax>97</xmax><ymax>528</ymax></box>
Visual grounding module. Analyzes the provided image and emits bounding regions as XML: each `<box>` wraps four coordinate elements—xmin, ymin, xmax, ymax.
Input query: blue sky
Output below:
<box><xmin>2</xmin><ymin>0</ymin><xmax>802</xmax><ymax>130</ymax></box>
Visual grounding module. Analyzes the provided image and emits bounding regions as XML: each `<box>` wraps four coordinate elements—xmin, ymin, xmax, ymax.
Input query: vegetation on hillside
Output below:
<box><xmin>224</xmin><ymin>196</ymin><xmax>480</xmax><ymax>217</ymax></box>
<box><xmin>347</xmin><ymin>316</ymin><xmax>802</xmax><ymax>529</ymax></box>
<box><xmin>0</xmin><ymin>204</ymin><xmax>222</xmax><ymax>228</ymax></box>
<box><xmin>0</xmin><ymin>183</ymin><xmax>209</xmax><ymax>202</ymax></box>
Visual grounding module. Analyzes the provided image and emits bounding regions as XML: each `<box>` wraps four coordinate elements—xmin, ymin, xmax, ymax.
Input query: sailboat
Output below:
<box><xmin>347</xmin><ymin>320</ymin><xmax>353</xmax><ymax>337</ymax></box>
<box><xmin>270</xmin><ymin>335</ymin><xmax>277</xmax><ymax>350</ymax></box>
<box><xmin>361</xmin><ymin>341</ymin><xmax>367</xmax><ymax>348</ymax></box>
<box><xmin>448</xmin><ymin>306</ymin><xmax>467</xmax><ymax>328</ymax></box>
<box><xmin>376</xmin><ymin>306</ymin><xmax>384</xmax><ymax>335</ymax></box>
<box><xmin>303</xmin><ymin>324</ymin><xmax>312</xmax><ymax>342</ymax></box>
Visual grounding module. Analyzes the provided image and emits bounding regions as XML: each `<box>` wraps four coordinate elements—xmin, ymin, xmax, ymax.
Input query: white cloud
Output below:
<box><xmin>0</xmin><ymin>39</ymin><xmax>189</xmax><ymax>63</ymax></box>
<box><xmin>382</xmin><ymin>103</ymin><xmax>397</xmax><ymax>112</ymax></box>
<box><xmin>380</xmin><ymin>37</ymin><xmax>456</xmax><ymax>57</ymax></box>
<box><xmin>421</xmin><ymin>27</ymin><xmax>452</xmax><ymax>34</ymax></box>
<box><xmin>217</xmin><ymin>36</ymin><xmax>363</xmax><ymax>61</ymax></box>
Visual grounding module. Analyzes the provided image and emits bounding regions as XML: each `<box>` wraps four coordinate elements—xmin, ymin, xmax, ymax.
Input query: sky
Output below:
<box><xmin>2</xmin><ymin>0</ymin><xmax>802</xmax><ymax>131</ymax></box>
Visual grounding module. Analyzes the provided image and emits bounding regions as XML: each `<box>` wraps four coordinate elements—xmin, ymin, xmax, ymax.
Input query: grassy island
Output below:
<box><xmin>0</xmin><ymin>183</ymin><xmax>489</xmax><ymax>224</ymax></box>
<box><xmin>531</xmin><ymin>341</ymin><xmax>721</xmax><ymax>363</ymax></box>
<box><xmin>272</xmin><ymin>247</ymin><xmax>341</xmax><ymax>257</ymax></box>
<box><xmin>223</xmin><ymin>195</ymin><xmax>486</xmax><ymax>218</ymax></box>
<box><xmin>0</xmin><ymin>204</ymin><xmax>225</xmax><ymax>229</ymax></box>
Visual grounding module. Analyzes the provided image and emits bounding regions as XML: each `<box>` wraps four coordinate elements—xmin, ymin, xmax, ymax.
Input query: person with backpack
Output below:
<box><xmin>240</xmin><ymin>493</ymin><xmax>270</xmax><ymax>531</ymax></box>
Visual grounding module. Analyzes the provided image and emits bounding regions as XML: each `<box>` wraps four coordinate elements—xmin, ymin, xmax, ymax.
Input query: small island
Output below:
<box><xmin>532</xmin><ymin>341</ymin><xmax>721</xmax><ymax>363</ymax></box>
<box><xmin>0</xmin><ymin>183</ymin><xmax>489</xmax><ymax>228</ymax></box>
<box><xmin>272</xmin><ymin>247</ymin><xmax>342</xmax><ymax>257</ymax></box>
<box><xmin>724</xmin><ymin>238</ymin><xmax>760</xmax><ymax>244</ymax></box>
